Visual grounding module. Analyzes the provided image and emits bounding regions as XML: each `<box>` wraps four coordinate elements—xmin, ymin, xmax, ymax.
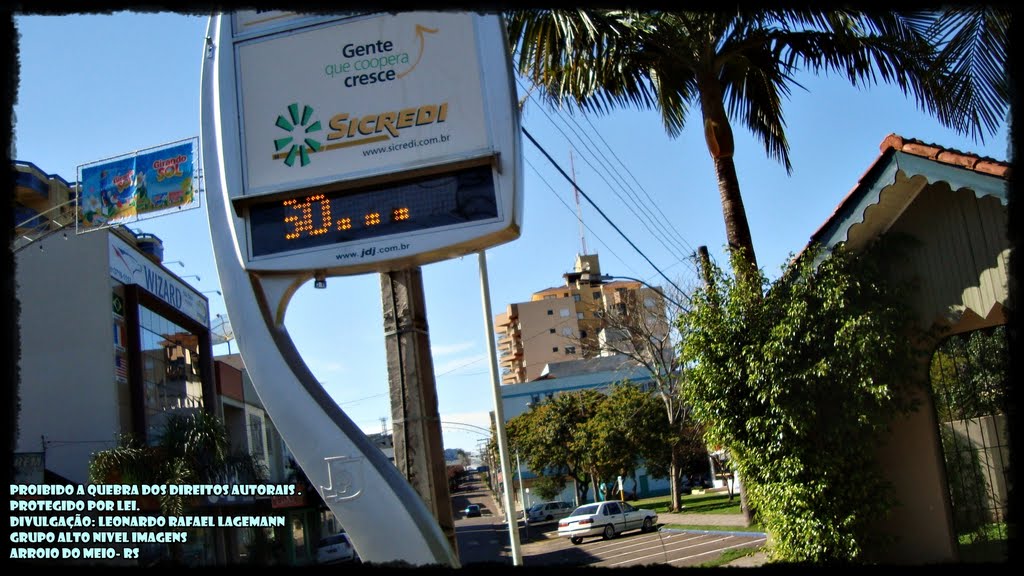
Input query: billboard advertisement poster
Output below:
<box><xmin>78</xmin><ymin>139</ymin><xmax>198</xmax><ymax>230</ymax></box>
<box><xmin>236</xmin><ymin>12</ymin><xmax>489</xmax><ymax>198</ymax></box>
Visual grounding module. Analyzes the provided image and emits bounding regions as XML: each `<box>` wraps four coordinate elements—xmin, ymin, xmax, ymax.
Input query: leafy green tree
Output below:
<box><xmin>678</xmin><ymin>242</ymin><xmax>925</xmax><ymax>562</ymax></box>
<box><xmin>507</xmin><ymin>390</ymin><xmax>606</xmax><ymax>503</ymax></box>
<box><xmin>587</xmin><ymin>383</ymin><xmax>647</xmax><ymax>498</ymax></box>
<box><xmin>506</xmin><ymin>9</ymin><xmax>1007</xmax><ymax>280</ymax></box>
<box><xmin>589</xmin><ymin>381</ymin><xmax>703</xmax><ymax>503</ymax></box>
<box><xmin>577</xmin><ymin>282</ymin><xmax>696</xmax><ymax>510</ymax></box>
<box><xmin>530</xmin><ymin>474</ymin><xmax>567</xmax><ymax>502</ymax></box>
<box><xmin>930</xmin><ymin>326</ymin><xmax>1007</xmax><ymax>422</ymax></box>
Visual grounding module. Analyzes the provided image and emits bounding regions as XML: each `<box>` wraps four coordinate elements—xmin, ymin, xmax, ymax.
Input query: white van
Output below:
<box><xmin>527</xmin><ymin>501</ymin><xmax>575</xmax><ymax>523</ymax></box>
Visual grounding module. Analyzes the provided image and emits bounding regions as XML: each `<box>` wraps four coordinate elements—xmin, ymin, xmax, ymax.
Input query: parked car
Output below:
<box><xmin>557</xmin><ymin>501</ymin><xmax>658</xmax><ymax>545</ymax></box>
<box><xmin>316</xmin><ymin>533</ymin><xmax>356</xmax><ymax>564</ymax></box>
<box><xmin>464</xmin><ymin>504</ymin><xmax>482</xmax><ymax>518</ymax></box>
<box><xmin>527</xmin><ymin>501</ymin><xmax>574</xmax><ymax>524</ymax></box>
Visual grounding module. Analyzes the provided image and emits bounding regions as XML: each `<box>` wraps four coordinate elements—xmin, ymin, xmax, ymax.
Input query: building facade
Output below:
<box><xmin>15</xmin><ymin>200</ymin><xmax>215</xmax><ymax>484</ymax></box>
<box><xmin>212</xmin><ymin>354</ymin><xmax>329</xmax><ymax>565</ymax></box>
<box><xmin>495</xmin><ymin>254</ymin><xmax>666</xmax><ymax>384</ymax></box>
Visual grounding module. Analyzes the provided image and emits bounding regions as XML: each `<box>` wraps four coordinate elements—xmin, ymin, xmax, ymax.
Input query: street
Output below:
<box><xmin>451</xmin><ymin>471</ymin><xmax>512</xmax><ymax>564</ymax></box>
<box><xmin>450</xmin><ymin>472</ymin><xmax>765</xmax><ymax>567</ymax></box>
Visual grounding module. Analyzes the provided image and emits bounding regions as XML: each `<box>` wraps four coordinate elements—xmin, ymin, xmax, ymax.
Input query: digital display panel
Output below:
<box><xmin>248</xmin><ymin>165</ymin><xmax>497</xmax><ymax>257</ymax></box>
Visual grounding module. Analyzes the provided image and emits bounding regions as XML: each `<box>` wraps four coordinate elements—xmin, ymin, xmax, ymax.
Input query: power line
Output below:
<box><xmin>519</xmin><ymin>79</ymin><xmax>699</xmax><ymax>272</ymax></box>
<box><xmin>580</xmin><ymin>112</ymin><xmax>703</xmax><ymax>261</ymax></box>
<box><xmin>522</xmin><ymin>127</ymin><xmax>686</xmax><ymax>297</ymax></box>
<box><xmin>524</xmin><ymin>157</ymin><xmax>642</xmax><ymax>278</ymax></box>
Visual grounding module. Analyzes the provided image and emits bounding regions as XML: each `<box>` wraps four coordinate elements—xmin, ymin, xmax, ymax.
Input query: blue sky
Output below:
<box><xmin>13</xmin><ymin>12</ymin><xmax>1011</xmax><ymax>455</ymax></box>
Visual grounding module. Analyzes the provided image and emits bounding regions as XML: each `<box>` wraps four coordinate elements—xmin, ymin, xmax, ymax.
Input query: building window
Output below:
<box><xmin>644</xmin><ymin>297</ymin><xmax>656</xmax><ymax>308</ymax></box>
<box><xmin>580</xmin><ymin>330</ymin><xmax>588</xmax><ymax>338</ymax></box>
<box><xmin>577</xmin><ymin>312</ymin><xmax>585</xmax><ymax>319</ymax></box>
<box><xmin>530</xmin><ymin>394</ymin><xmax>540</xmax><ymax>405</ymax></box>
<box><xmin>595</xmin><ymin>310</ymin><xmax>604</xmax><ymax>318</ymax></box>
<box><xmin>559</xmin><ymin>308</ymin><xmax>570</xmax><ymax>317</ymax></box>
<box><xmin>592</xmin><ymin>291</ymin><xmax>601</xmax><ymax>299</ymax></box>
<box><xmin>561</xmin><ymin>326</ymin><xmax>572</xmax><ymax>337</ymax></box>
<box><xmin>573</xmin><ymin>294</ymin><xmax>581</xmax><ymax>302</ymax></box>
<box><xmin>565</xmin><ymin>346</ymin><xmax>576</xmax><ymax>354</ymax></box>
<box><xmin>549</xmin><ymin>328</ymin><xmax>556</xmax><ymax>334</ymax></box>
<box><xmin>563</xmin><ymin>292</ymin><xmax>569</xmax><ymax>297</ymax></box>
<box><xmin>545</xmin><ymin>392</ymin><xmax>554</xmax><ymax>401</ymax></box>
<box><xmin>138</xmin><ymin>305</ymin><xmax>204</xmax><ymax>444</ymax></box>
<box><xmin>552</xmin><ymin>346</ymin><xmax>559</xmax><ymax>352</ymax></box>
<box><xmin>547</xmin><ymin>309</ymin><xmax>553</xmax><ymax>315</ymax></box>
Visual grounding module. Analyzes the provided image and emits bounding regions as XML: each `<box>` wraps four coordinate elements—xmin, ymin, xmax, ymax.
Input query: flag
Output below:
<box><xmin>113</xmin><ymin>321</ymin><xmax>125</xmax><ymax>349</ymax></box>
<box><xmin>114</xmin><ymin>355</ymin><xmax>129</xmax><ymax>382</ymax></box>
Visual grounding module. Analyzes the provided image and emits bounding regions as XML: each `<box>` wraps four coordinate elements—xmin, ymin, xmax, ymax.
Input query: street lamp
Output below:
<box><xmin>592</xmin><ymin>274</ymin><xmax>689</xmax><ymax>309</ymax></box>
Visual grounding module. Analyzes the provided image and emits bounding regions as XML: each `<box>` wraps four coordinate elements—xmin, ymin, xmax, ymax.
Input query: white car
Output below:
<box><xmin>527</xmin><ymin>501</ymin><xmax>574</xmax><ymax>524</ymax></box>
<box><xmin>316</xmin><ymin>533</ymin><xmax>356</xmax><ymax>564</ymax></box>
<box><xmin>557</xmin><ymin>501</ymin><xmax>658</xmax><ymax>545</ymax></box>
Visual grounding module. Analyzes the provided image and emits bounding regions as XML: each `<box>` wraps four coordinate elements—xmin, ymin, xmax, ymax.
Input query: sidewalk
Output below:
<box><xmin>657</xmin><ymin>511</ymin><xmax>751</xmax><ymax>527</ymax></box>
<box><xmin>658</xmin><ymin>511</ymin><xmax>768</xmax><ymax>567</ymax></box>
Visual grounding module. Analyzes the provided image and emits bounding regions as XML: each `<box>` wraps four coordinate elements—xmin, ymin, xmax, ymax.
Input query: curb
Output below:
<box><xmin>659</xmin><ymin>527</ymin><xmax>768</xmax><ymax>539</ymax></box>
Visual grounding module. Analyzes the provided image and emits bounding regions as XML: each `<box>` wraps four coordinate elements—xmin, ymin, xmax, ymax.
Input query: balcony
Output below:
<box><xmin>14</xmin><ymin>205</ymin><xmax>48</xmax><ymax>234</ymax></box>
<box><xmin>15</xmin><ymin>164</ymin><xmax>51</xmax><ymax>207</ymax></box>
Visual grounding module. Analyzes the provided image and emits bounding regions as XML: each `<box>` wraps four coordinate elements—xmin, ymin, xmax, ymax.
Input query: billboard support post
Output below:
<box><xmin>381</xmin><ymin>266</ymin><xmax>459</xmax><ymax>557</ymax></box>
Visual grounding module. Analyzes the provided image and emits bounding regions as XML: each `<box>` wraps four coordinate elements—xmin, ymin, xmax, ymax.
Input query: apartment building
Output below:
<box><xmin>495</xmin><ymin>253</ymin><xmax>667</xmax><ymax>384</ymax></box>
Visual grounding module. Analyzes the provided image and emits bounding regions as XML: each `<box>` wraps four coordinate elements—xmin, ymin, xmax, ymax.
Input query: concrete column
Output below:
<box><xmin>380</xmin><ymin>267</ymin><xmax>458</xmax><ymax>557</ymax></box>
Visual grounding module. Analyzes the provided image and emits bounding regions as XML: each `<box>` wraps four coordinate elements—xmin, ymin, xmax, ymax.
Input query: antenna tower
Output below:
<box><xmin>570</xmin><ymin>149</ymin><xmax>588</xmax><ymax>255</ymax></box>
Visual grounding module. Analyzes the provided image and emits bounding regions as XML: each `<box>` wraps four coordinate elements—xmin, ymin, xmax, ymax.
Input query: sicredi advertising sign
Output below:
<box><xmin>236</xmin><ymin>12</ymin><xmax>490</xmax><ymax>199</ymax></box>
<box><xmin>203</xmin><ymin>12</ymin><xmax>522</xmax><ymax>275</ymax></box>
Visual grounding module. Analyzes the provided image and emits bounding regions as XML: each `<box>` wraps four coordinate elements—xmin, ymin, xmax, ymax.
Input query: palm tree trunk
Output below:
<box><xmin>699</xmin><ymin>79</ymin><xmax>759</xmax><ymax>277</ymax></box>
<box><xmin>713</xmin><ymin>155</ymin><xmax>758</xmax><ymax>274</ymax></box>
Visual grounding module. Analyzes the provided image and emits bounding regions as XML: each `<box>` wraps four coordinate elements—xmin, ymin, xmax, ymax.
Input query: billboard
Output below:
<box><xmin>203</xmin><ymin>12</ymin><xmax>522</xmax><ymax>275</ymax></box>
<box><xmin>234</xmin><ymin>12</ymin><xmax>490</xmax><ymax>200</ymax></box>
<box><xmin>77</xmin><ymin>138</ymin><xmax>199</xmax><ymax>231</ymax></box>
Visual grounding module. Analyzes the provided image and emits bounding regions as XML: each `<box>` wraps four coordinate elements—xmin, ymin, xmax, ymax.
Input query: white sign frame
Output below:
<box><xmin>203</xmin><ymin>11</ymin><xmax>522</xmax><ymax>276</ymax></box>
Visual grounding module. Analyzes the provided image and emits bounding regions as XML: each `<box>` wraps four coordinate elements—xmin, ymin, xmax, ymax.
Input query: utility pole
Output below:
<box><xmin>380</xmin><ymin>267</ymin><xmax>459</xmax><ymax>557</ymax></box>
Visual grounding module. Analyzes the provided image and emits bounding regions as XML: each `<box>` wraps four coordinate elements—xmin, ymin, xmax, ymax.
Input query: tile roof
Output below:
<box><xmin>805</xmin><ymin>133</ymin><xmax>1011</xmax><ymax>255</ymax></box>
<box><xmin>877</xmin><ymin>134</ymin><xmax>1010</xmax><ymax>179</ymax></box>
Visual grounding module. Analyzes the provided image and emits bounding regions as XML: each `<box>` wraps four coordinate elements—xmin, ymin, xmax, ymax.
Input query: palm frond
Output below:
<box><xmin>506</xmin><ymin>9</ymin><xmax>661</xmax><ymax>116</ymax></box>
<box><xmin>924</xmin><ymin>6</ymin><xmax>1010</xmax><ymax>141</ymax></box>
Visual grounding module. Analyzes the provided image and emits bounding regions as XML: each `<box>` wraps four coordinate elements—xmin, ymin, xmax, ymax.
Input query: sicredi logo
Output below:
<box><xmin>272</xmin><ymin>101</ymin><xmax>448</xmax><ymax>167</ymax></box>
<box><xmin>273</xmin><ymin>103</ymin><xmax>324</xmax><ymax>167</ymax></box>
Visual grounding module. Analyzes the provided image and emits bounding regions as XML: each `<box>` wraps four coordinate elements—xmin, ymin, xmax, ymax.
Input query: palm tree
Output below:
<box><xmin>506</xmin><ymin>9</ymin><xmax>1008</xmax><ymax>280</ymax></box>
<box><xmin>507</xmin><ymin>8</ymin><xmax>1009</xmax><ymax>524</ymax></box>
<box><xmin>90</xmin><ymin>410</ymin><xmax>267</xmax><ymax>563</ymax></box>
<box><xmin>924</xmin><ymin>6</ymin><xmax>1011</xmax><ymax>143</ymax></box>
